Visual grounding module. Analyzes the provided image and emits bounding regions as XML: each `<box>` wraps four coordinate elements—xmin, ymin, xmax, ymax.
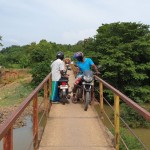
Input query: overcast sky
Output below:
<box><xmin>0</xmin><ymin>0</ymin><xmax>150</xmax><ymax>48</ymax></box>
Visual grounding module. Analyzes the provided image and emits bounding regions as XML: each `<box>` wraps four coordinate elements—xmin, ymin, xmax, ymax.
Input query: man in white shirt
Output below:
<box><xmin>50</xmin><ymin>52</ymin><xmax>65</xmax><ymax>102</ymax></box>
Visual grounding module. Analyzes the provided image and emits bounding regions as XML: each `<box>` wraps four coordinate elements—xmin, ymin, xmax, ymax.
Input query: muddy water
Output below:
<box><xmin>0</xmin><ymin>112</ymin><xmax>47</xmax><ymax>150</ymax></box>
<box><xmin>94</xmin><ymin>104</ymin><xmax>150</xmax><ymax>149</ymax></box>
<box><xmin>0</xmin><ymin>116</ymin><xmax>33</xmax><ymax>150</ymax></box>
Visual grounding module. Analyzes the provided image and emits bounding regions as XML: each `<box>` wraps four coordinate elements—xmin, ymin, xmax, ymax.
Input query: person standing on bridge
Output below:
<box><xmin>72</xmin><ymin>51</ymin><xmax>100</xmax><ymax>103</ymax></box>
<box><xmin>50</xmin><ymin>51</ymin><xmax>65</xmax><ymax>103</ymax></box>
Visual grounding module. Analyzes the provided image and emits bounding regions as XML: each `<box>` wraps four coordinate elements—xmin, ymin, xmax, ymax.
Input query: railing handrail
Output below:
<box><xmin>0</xmin><ymin>73</ymin><xmax>51</xmax><ymax>140</ymax></box>
<box><xmin>95</xmin><ymin>75</ymin><xmax>150</xmax><ymax>121</ymax></box>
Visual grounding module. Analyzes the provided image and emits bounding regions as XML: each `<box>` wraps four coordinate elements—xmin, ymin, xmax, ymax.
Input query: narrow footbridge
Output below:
<box><xmin>0</xmin><ymin>67</ymin><xmax>150</xmax><ymax>150</ymax></box>
<box><xmin>39</xmin><ymin>70</ymin><xmax>114</xmax><ymax>150</ymax></box>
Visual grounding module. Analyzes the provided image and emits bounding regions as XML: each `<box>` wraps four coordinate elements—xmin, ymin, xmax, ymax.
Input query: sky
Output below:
<box><xmin>0</xmin><ymin>0</ymin><xmax>150</xmax><ymax>48</ymax></box>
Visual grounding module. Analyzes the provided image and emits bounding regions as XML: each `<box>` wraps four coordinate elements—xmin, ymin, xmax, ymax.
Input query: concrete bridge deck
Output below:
<box><xmin>39</xmin><ymin>70</ymin><xmax>114</xmax><ymax>150</ymax></box>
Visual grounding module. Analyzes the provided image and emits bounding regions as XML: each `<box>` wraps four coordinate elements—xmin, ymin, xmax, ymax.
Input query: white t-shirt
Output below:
<box><xmin>51</xmin><ymin>59</ymin><xmax>65</xmax><ymax>81</ymax></box>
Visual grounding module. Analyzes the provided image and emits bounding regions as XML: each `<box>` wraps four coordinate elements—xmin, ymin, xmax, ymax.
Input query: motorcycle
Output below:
<box><xmin>75</xmin><ymin>70</ymin><xmax>95</xmax><ymax>111</ymax></box>
<box><xmin>58</xmin><ymin>70</ymin><xmax>70</xmax><ymax>105</ymax></box>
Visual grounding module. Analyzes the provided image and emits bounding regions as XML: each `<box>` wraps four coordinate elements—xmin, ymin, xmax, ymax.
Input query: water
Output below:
<box><xmin>0</xmin><ymin>111</ymin><xmax>47</xmax><ymax>150</ymax></box>
<box><xmin>132</xmin><ymin>128</ymin><xmax>150</xmax><ymax>149</ymax></box>
<box><xmin>94</xmin><ymin>103</ymin><xmax>150</xmax><ymax>149</ymax></box>
<box><xmin>0</xmin><ymin>116</ymin><xmax>33</xmax><ymax>150</ymax></box>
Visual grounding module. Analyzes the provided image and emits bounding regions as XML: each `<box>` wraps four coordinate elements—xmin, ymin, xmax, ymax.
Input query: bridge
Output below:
<box><xmin>0</xmin><ymin>66</ymin><xmax>150</xmax><ymax>150</ymax></box>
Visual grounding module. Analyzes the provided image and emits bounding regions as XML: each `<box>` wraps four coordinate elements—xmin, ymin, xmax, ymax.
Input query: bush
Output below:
<box><xmin>31</xmin><ymin>61</ymin><xmax>50</xmax><ymax>87</ymax></box>
<box><xmin>120</xmin><ymin>104</ymin><xmax>150</xmax><ymax>128</ymax></box>
<box><xmin>111</xmin><ymin>128</ymin><xmax>143</xmax><ymax>150</ymax></box>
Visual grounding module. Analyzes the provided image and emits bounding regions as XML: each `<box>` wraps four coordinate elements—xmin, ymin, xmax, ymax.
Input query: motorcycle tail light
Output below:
<box><xmin>75</xmin><ymin>77</ymin><xmax>82</xmax><ymax>85</ymax></box>
<box><xmin>62</xmin><ymin>82</ymin><xmax>66</xmax><ymax>85</ymax></box>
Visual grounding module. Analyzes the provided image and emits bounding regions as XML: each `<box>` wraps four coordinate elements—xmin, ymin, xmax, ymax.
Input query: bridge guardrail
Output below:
<box><xmin>0</xmin><ymin>73</ymin><xmax>52</xmax><ymax>150</ymax></box>
<box><xmin>70</xmin><ymin>64</ymin><xmax>150</xmax><ymax>150</ymax></box>
<box><xmin>94</xmin><ymin>75</ymin><xmax>150</xmax><ymax>150</ymax></box>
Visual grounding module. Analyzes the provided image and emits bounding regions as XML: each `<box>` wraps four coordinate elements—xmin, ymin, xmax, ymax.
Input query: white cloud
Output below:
<box><xmin>0</xmin><ymin>0</ymin><xmax>150</xmax><ymax>47</ymax></box>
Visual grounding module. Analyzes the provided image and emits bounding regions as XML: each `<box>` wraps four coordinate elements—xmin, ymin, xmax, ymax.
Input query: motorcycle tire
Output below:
<box><xmin>59</xmin><ymin>90</ymin><xmax>66</xmax><ymax>105</ymax></box>
<box><xmin>76</xmin><ymin>88</ymin><xmax>82</xmax><ymax>100</ymax></box>
<box><xmin>84</xmin><ymin>92</ymin><xmax>90</xmax><ymax>111</ymax></box>
<box><xmin>62</xmin><ymin>96</ymin><xmax>66</xmax><ymax>105</ymax></box>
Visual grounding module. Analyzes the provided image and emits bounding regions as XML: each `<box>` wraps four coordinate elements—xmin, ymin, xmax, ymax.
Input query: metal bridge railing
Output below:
<box><xmin>94</xmin><ymin>75</ymin><xmax>150</xmax><ymax>150</ymax></box>
<box><xmin>0</xmin><ymin>73</ymin><xmax>52</xmax><ymax>150</ymax></box>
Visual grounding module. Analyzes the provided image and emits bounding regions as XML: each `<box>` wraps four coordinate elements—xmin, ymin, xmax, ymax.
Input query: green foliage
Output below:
<box><xmin>111</xmin><ymin>128</ymin><xmax>143</xmax><ymax>149</ymax></box>
<box><xmin>86</xmin><ymin>22</ymin><xmax>150</xmax><ymax>104</ymax></box>
<box><xmin>0</xmin><ymin>46</ymin><xmax>25</xmax><ymax>68</ymax></box>
<box><xmin>0</xmin><ymin>38</ymin><xmax>84</xmax><ymax>85</ymax></box>
<box><xmin>0</xmin><ymin>53</ymin><xmax>6</xmax><ymax>66</ymax></box>
<box><xmin>125</xmin><ymin>86</ymin><xmax>150</xmax><ymax>103</ymax></box>
<box><xmin>0</xmin><ymin>82</ymin><xmax>32</xmax><ymax>106</ymax></box>
<box><xmin>119</xmin><ymin>128</ymin><xmax>143</xmax><ymax>150</ymax></box>
<box><xmin>120</xmin><ymin>104</ymin><xmax>150</xmax><ymax>128</ymax></box>
<box><xmin>19</xmin><ymin>55</ymin><xmax>30</xmax><ymax>68</ymax></box>
<box><xmin>31</xmin><ymin>61</ymin><xmax>50</xmax><ymax>87</ymax></box>
<box><xmin>84</xmin><ymin>22</ymin><xmax>150</xmax><ymax>127</ymax></box>
<box><xmin>0</xmin><ymin>23</ymin><xmax>149</xmax><ymax>128</ymax></box>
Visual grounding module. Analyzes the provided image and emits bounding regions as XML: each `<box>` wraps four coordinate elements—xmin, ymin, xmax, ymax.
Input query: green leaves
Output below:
<box><xmin>86</xmin><ymin>22</ymin><xmax>150</xmax><ymax>108</ymax></box>
<box><xmin>31</xmin><ymin>61</ymin><xmax>50</xmax><ymax>87</ymax></box>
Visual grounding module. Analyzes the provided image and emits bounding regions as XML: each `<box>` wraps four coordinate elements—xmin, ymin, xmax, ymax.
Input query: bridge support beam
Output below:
<box><xmin>33</xmin><ymin>94</ymin><xmax>38</xmax><ymax>150</ymax></box>
<box><xmin>3</xmin><ymin>127</ymin><xmax>13</xmax><ymax>150</ymax></box>
<box><xmin>44</xmin><ymin>82</ymin><xmax>49</xmax><ymax>117</ymax></box>
<box><xmin>100</xmin><ymin>82</ymin><xmax>104</xmax><ymax>114</ymax></box>
<box><xmin>114</xmin><ymin>94</ymin><xmax>120</xmax><ymax>150</ymax></box>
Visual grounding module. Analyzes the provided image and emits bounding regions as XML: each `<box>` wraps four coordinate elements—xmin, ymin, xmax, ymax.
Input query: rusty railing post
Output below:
<box><xmin>100</xmin><ymin>81</ymin><xmax>104</xmax><ymax>114</ymax></box>
<box><xmin>3</xmin><ymin>127</ymin><xmax>13</xmax><ymax>150</ymax></box>
<box><xmin>33</xmin><ymin>93</ymin><xmax>38</xmax><ymax>150</ymax></box>
<box><xmin>48</xmin><ymin>76</ymin><xmax>52</xmax><ymax>114</ymax></box>
<box><xmin>44</xmin><ymin>82</ymin><xmax>48</xmax><ymax>116</ymax></box>
<box><xmin>114</xmin><ymin>94</ymin><xmax>120</xmax><ymax>150</ymax></box>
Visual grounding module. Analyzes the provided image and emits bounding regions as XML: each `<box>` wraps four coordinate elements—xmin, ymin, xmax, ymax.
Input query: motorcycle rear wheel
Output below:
<box><xmin>59</xmin><ymin>90</ymin><xmax>67</xmax><ymax>105</ymax></box>
<box><xmin>84</xmin><ymin>92</ymin><xmax>90</xmax><ymax>111</ymax></box>
<box><xmin>76</xmin><ymin>87</ymin><xmax>82</xmax><ymax>100</ymax></box>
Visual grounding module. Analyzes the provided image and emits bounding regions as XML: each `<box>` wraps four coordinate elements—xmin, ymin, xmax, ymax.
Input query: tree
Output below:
<box><xmin>31</xmin><ymin>61</ymin><xmax>50</xmax><ymax>87</ymax></box>
<box><xmin>19</xmin><ymin>55</ymin><xmax>30</xmax><ymax>68</ymax></box>
<box><xmin>88</xmin><ymin>22</ymin><xmax>150</xmax><ymax>103</ymax></box>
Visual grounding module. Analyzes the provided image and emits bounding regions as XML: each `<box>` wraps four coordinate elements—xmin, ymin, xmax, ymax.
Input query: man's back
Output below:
<box><xmin>76</xmin><ymin>58</ymin><xmax>94</xmax><ymax>72</ymax></box>
<box><xmin>51</xmin><ymin>59</ymin><xmax>64</xmax><ymax>81</ymax></box>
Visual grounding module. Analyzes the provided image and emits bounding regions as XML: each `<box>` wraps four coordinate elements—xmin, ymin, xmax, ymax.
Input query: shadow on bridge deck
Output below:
<box><xmin>39</xmin><ymin>70</ymin><xmax>114</xmax><ymax>150</ymax></box>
